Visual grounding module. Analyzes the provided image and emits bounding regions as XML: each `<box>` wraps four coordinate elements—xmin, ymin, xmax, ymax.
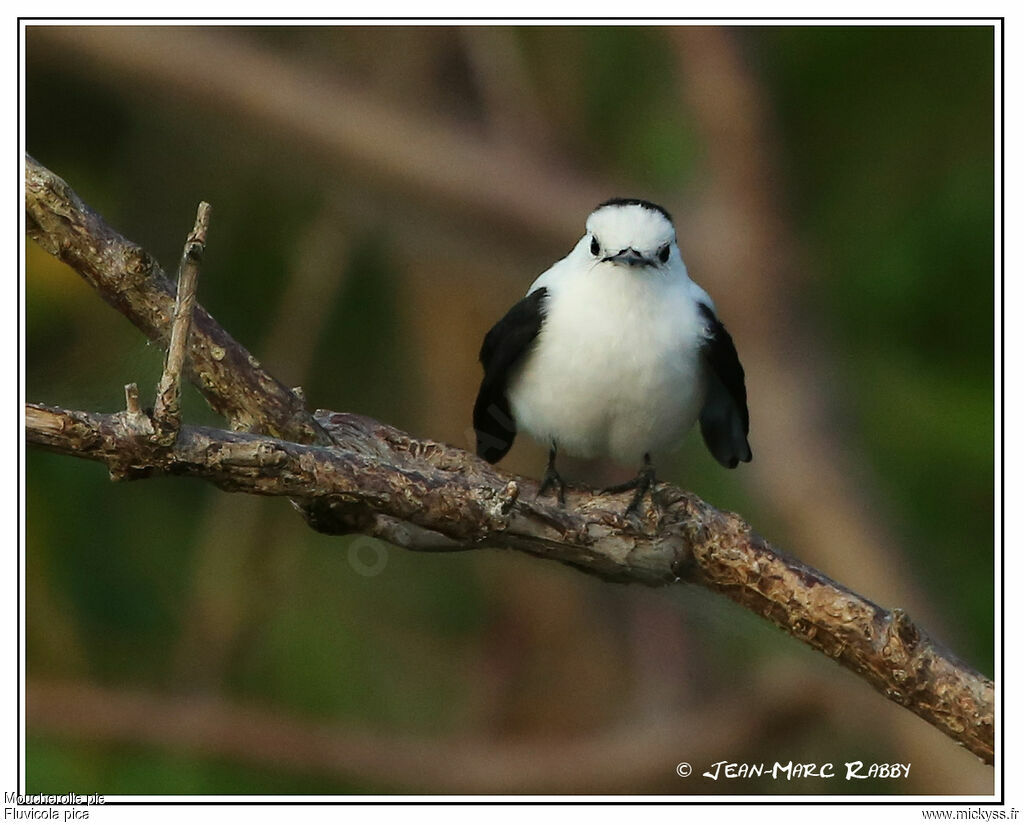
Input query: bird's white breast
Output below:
<box><xmin>508</xmin><ymin>260</ymin><xmax>708</xmax><ymax>466</ymax></box>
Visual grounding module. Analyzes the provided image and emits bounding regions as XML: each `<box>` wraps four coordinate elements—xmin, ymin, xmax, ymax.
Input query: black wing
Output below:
<box><xmin>473</xmin><ymin>288</ymin><xmax>548</xmax><ymax>463</ymax></box>
<box><xmin>697</xmin><ymin>302</ymin><xmax>752</xmax><ymax>469</ymax></box>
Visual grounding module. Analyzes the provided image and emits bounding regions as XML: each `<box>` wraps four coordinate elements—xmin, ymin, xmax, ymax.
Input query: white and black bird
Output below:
<box><xmin>473</xmin><ymin>198</ymin><xmax>751</xmax><ymax>512</ymax></box>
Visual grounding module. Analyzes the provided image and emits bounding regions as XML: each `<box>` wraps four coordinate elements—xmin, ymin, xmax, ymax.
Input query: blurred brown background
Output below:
<box><xmin>25</xmin><ymin>24</ymin><xmax>995</xmax><ymax>794</ymax></box>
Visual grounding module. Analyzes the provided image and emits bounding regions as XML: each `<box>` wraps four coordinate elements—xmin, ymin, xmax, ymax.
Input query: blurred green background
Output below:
<box><xmin>24</xmin><ymin>24</ymin><xmax>995</xmax><ymax>795</ymax></box>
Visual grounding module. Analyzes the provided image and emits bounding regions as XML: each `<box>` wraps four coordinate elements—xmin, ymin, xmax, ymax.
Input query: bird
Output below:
<box><xmin>473</xmin><ymin>198</ymin><xmax>751</xmax><ymax>513</ymax></box>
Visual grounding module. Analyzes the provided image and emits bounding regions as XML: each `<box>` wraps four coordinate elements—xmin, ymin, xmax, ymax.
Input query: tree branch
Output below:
<box><xmin>24</xmin><ymin>155</ymin><xmax>327</xmax><ymax>445</ymax></box>
<box><xmin>23</xmin><ymin>156</ymin><xmax>994</xmax><ymax>764</ymax></box>
<box><xmin>25</xmin><ymin>401</ymin><xmax>994</xmax><ymax>762</ymax></box>
<box><xmin>25</xmin><ymin>677</ymin><xmax>827</xmax><ymax>793</ymax></box>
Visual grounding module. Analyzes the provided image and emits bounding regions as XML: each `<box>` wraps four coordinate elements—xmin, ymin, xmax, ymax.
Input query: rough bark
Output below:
<box><xmin>23</xmin><ymin>155</ymin><xmax>995</xmax><ymax>764</ymax></box>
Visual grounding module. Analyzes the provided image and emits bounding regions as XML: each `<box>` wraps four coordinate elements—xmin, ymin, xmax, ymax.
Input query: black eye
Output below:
<box><xmin>658</xmin><ymin>245</ymin><xmax>670</xmax><ymax>263</ymax></box>
<box><xmin>590</xmin><ymin>236</ymin><xmax>600</xmax><ymax>256</ymax></box>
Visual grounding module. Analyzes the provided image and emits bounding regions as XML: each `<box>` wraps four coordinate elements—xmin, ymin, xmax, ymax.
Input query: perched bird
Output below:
<box><xmin>473</xmin><ymin>198</ymin><xmax>751</xmax><ymax>512</ymax></box>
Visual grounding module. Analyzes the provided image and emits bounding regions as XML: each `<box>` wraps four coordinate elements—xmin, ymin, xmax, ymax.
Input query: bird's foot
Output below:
<box><xmin>602</xmin><ymin>458</ymin><xmax>658</xmax><ymax>516</ymax></box>
<box><xmin>537</xmin><ymin>465</ymin><xmax>567</xmax><ymax>506</ymax></box>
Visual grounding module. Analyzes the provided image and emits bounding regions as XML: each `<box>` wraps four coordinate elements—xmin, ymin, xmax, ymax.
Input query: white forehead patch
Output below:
<box><xmin>585</xmin><ymin>203</ymin><xmax>675</xmax><ymax>253</ymax></box>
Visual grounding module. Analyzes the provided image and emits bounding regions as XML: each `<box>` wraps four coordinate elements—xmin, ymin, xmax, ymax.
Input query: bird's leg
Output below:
<box><xmin>537</xmin><ymin>443</ymin><xmax>567</xmax><ymax>506</ymax></box>
<box><xmin>602</xmin><ymin>453</ymin><xmax>658</xmax><ymax>515</ymax></box>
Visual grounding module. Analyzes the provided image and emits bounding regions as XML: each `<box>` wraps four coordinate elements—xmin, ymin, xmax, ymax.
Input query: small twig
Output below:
<box><xmin>124</xmin><ymin>382</ymin><xmax>141</xmax><ymax>415</ymax></box>
<box><xmin>119</xmin><ymin>382</ymin><xmax>153</xmax><ymax>457</ymax></box>
<box><xmin>152</xmin><ymin>202</ymin><xmax>211</xmax><ymax>443</ymax></box>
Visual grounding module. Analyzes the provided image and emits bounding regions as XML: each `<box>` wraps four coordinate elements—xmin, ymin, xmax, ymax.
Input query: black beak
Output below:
<box><xmin>603</xmin><ymin>248</ymin><xmax>650</xmax><ymax>267</ymax></box>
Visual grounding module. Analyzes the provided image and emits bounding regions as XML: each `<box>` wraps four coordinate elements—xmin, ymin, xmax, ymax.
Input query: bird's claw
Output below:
<box><xmin>536</xmin><ymin>444</ymin><xmax>568</xmax><ymax>506</ymax></box>
<box><xmin>537</xmin><ymin>467</ymin><xmax>567</xmax><ymax>506</ymax></box>
<box><xmin>602</xmin><ymin>457</ymin><xmax>658</xmax><ymax>517</ymax></box>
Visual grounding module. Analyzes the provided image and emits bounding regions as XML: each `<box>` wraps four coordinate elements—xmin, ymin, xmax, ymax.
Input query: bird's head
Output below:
<box><xmin>582</xmin><ymin>198</ymin><xmax>678</xmax><ymax>270</ymax></box>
